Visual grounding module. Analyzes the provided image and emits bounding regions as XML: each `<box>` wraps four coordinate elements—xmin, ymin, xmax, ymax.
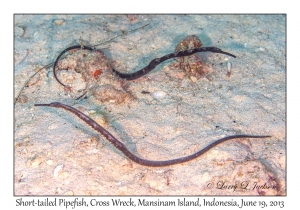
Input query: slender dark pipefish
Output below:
<box><xmin>53</xmin><ymin>45</ymin><xmax>236</xmax><ymax>87</ymax></box>
<box><xmin>34</xmin><ymin>102</ymin><xmax>271</xmax><ymax>167</ymax></box>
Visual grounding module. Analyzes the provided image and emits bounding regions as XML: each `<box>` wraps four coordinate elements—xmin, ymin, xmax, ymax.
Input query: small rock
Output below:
<box><xmin>53</xmin><ymin>164</ymin><xmax>64</xmax><ymax>177</ymax></box>
<box><xmin>255</xmin><ymin>47</ymin><xmax>266</xmax><ymax>52</ymax></box>
<box><xmin>30</xmin><ymin>156</ymin><xmax>45</xmax><ymax>167</ymax></box>
<box><xmin>259</xmin><ymin>47</ymin><xmax>266</xmax><ymax>51</ymax></box>
<box><xmin>88</xmin><ymin>110</ymin><xmax>96</xmax><ymax>114</ymax></box>
<box><xmin>48</xmin><ymin>125</ymin><xmax>57</xmax><ymax>130</ymax></box>
<box><xmin>151</xmin><ymin>91</ymin><xmax>166</xmax><ymax>101</ymax></box>
<box><xmin>21</xmin><ymin>148</ymin><xmax>28</xmax><ymax>154</ymax></box>
<box><xmin>189</xmin><ymin>76</ymin><xmax>197</xmax><ymax>83</ymax></box>
<box><xmin>18</xmin><ymin>95</ymin><xmax>28</xmax><ymax>104</ymax></box>
<box><xmin>55</xmin><ymin>187</ymin><xmax>63</xmax><ymax>194</ymax></box>
<box><xmin>54</xmin><ymin>19</ymin><xmax>64</xmax><ymax>26</ymax></box>
<box><xmin>86</xmin><ymin>148</ymin><xmax>99</xmax><ymax>154</ymax></box>
<box><xmin>64</xmin><ymin>191</ymin><xmax>74</xmax><ymax>195</ymax></box>
<box><xmin>33</xmin><ymin>32</ymin><xmax>39</xmax><ymax>39</ymax></box>
<box><xmin>46</xmin><ymin>160</ymin><xmax>53</xmax><ymax>165</ymax></box>
<box><xmin>15</xmin><ymin>26</ymin><xmax>25</xmax><ymax>37</ymax></box>
<box><xmin>227</xmin><ymin>62</ymin><xmax>232</xmax><ymax>71</ymax></box>
<box><xmin>163</xmin><ymin>66</ymin><xmax>170</xmax><ymax>72</ymax></box>
<box><xmin>227</xmin><ymin>62</ymin><xmax>232</xmax><ymax>77</ymax></box>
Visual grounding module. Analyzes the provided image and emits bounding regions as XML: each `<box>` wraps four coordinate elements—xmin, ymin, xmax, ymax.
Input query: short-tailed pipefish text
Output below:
<box><xmin>53</xmin><ymin>45</ymin><xmax>236</xmax><ymax>87</ymax></box>
<box><xmin>35</xmin><ymin>102</ymin><xmax>270</xmax><ymax>167</ymax></box>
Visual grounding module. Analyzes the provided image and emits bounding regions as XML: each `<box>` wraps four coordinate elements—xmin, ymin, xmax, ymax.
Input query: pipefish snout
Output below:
<box><xmin>34</xmin><ymin>102</ymin><xmax>271</xmax><ymax>167</ymax></box>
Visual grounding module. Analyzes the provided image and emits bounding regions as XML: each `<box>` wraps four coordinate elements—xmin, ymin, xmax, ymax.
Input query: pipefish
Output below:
<box><xmin>35</xmin><ymin>102</ymin><xmax>271</xmax><ymax>167</ymax></box>
<box><xmin>53</xmin><ymin>45</ymin><xmax>236</xmax><ymax>87</ymax></box>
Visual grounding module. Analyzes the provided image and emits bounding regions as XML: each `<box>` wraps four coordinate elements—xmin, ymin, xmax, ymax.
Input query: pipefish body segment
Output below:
<box><xmin>34</xmin><ymin>102</ymin><xmax>270</xmax><ymax>167</ymax></box>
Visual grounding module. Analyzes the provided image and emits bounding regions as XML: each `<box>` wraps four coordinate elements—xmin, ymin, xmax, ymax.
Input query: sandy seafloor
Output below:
<box><xmin>14</xmin><ymin>14</ymin><xmax>286</xmax><ymax>196</ymax></box>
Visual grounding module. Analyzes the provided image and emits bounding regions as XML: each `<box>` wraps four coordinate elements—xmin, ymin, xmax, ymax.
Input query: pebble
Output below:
<box><xmin>163</xmin><ymin>66</ymin><xmax>170</xmax><ymax>72</ymax></box>
<box><xmin>151</xmin><ymin>91</ymin><xmax>166</xmax><ymax>101</ymax></box>
<box><xmin>48</xmin><ymin>125</ymin><xmax>57</xmax><ymax>130</ymax></box>
<box><xmin>47</xmin><ymin>160</ymin><xmax>53</xmax><ymax>165</ymax></box>
<box><xmin>54</xmin><ymin>19</ymin><xmax>64</xmax><ymax>26</ymax></box>
<box><xmin>33</xmin><ymin>32</ymin><xmax>40</xmax><ymax>39</ymax></box>
<box><xmin>15</xmin><ymin>26</ymin><xmax>25</xmax><ymax>37</ymax></box>
<box><xmin>21</xmin><ymin>148</ymin><xmax>28</xmax><ymax>154</ymax></box>
<box><xmin>53</xmin><ymin>164</ymin><xmax>64</xmax><ymax>177</ymax></box>
<box><xmin>18</xmin><ymin>95</ymin><xmax>28</xmax><ymax>104</ymax></box>
<box><xmin>255</xmin><ymin>47</ymin><xmax>266</xmax><ymax>52</ymax></box>
<box><xmin>189</xmin><ymin>76</ymin><xmax>197</xmax><ymax>83</ymax></box>
<box><xmin>30</xmin><ymin>157</ymin><xmax>45</xmax><ymax>167</ymax></box>
<box><xmin>88</xmin><ymin>110</ymin><xmax>96</xmax><ymax>114</ymax></box>
<box><xmin>64</xmin><ymin>191</ymin><xmax>74</xmax><ymax>195</ymax></box>
<box><xmin>86</xmin><ymin>148</ymin><xmax>99</xmax><ymax>154</ymax></box>
<box><xmin>227</xmin><ymin>62</ymin><xmax>232</xmax><ymax>71</ymax></box>
<box><xmin>55</xmin><ymin>187</ymin><xmax>63</xmax><ymax>194</ymax></box>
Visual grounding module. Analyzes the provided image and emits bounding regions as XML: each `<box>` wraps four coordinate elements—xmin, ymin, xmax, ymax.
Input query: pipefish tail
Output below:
<box><xmin>34</xmin><ymin>102</ymin><xmax>271</xmax><ymax>167</ymax></box>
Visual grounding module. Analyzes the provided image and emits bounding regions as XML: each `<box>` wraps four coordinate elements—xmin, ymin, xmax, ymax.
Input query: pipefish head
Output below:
<box><xmin>34</xmin><ymin>102</ymin><xmax>62</xmax><ymax>107</ymax></box>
